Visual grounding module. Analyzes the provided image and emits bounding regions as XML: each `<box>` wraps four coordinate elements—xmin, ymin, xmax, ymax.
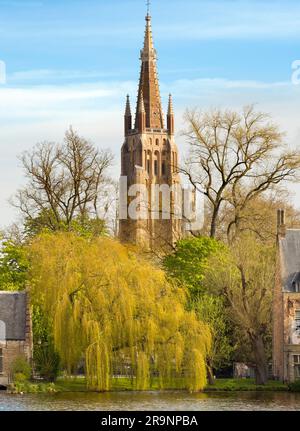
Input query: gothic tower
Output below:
<box><xmin>119</xmin><ymin>13</ymin><xmax>182</xmax><ymax>251</ymax></box>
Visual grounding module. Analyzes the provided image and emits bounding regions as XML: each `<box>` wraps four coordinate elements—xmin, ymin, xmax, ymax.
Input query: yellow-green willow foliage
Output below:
<box><xmin>27</xmin><ymin>232</ymin><xmax>211</xmax><ymax>391</ymax></box>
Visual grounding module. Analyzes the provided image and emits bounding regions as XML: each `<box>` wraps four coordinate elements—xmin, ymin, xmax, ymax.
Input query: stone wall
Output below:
<box><xmin>0</xmin><ymin>293</ymin><xmax>32</xmax><ymax>386</ymax></box>
<box><xmin>0</xmin><ymin>340</ymin><xmax>29</xmax><ymax>385</ymax></box>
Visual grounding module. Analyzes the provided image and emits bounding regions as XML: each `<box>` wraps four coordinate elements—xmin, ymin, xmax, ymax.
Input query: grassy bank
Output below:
<box><xmin>8</xmin><ymin>377</ymin><xmax>289</xmax><ymax>394</ymax></box>
<box><xmin>54</xmin><ymin>377</ymin><xmax>289</xmax><ymax>393</ymax></box>
<box><xmin>55</xmin><ymin>377</ymin><xmax>187</xmax><ymax>392</ymax></box>
<box><xmin>204</xmin><ymin>378</ymin><xmax>288</xmax><ymax>392</ymax></box>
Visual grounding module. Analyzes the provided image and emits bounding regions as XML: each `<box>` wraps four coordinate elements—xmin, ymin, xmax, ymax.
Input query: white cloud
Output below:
<box><xmin>8</xmin><ymin>69</ymin><xmax>124</xmax><ymax>83</ymax></box>
<box><xmin>0</xmin><ymin>81</ymin><xmax>136</xmax><ymax>120</ymax></box>
<box><xmin>1</xmin><ymin>76</ymin><xmax>300</xmax><ymax>228</ymax></box>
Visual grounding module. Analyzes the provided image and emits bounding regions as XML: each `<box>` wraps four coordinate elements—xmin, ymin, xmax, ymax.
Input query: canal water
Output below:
<box><xmin>0</xmin><ymin>390</ymin><xmax>300</xmax><ymax>411</ymax></box>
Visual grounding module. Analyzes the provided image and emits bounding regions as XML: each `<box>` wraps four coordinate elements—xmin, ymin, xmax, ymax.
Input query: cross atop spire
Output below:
<box><xmin>135</xmin><ymin>13</ymin><xmax>164</xmax><ymax>131</ymax></box>
<box><xmin>146</xmin><ymin>0</ymin><xmax>151</xmax><ymax>16</ymax></box>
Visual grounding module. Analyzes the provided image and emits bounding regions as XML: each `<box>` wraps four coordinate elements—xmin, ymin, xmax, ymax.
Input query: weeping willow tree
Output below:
<box><xmin>27</xmin><ymin>232</ymin><xmax>211</xmax><ymax>391</ymax></box>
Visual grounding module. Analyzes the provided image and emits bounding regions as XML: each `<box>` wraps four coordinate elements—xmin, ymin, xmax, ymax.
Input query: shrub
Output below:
<box><xmin>13</xmin><ymin>372</ymin><xmax>27</xmax><ymax>383</ymax></box>
<box><xmin>8</xmin><ymin>381</ymin><xmax>58</xmax><ymax>394</ymax></box>
<box><xmin>34</xmin><ymin>342</ymin><xmax>61</xmax><ymax>382</ymax></box>
<box><xmin>288</xmin><ymin>380</ymin><xmax>300</xmax><ymax>392</ymax></box>
<box><xmin>11</xmin><ymin>356</ymin><xmax>31</xmax><ymax>381</ymax></box>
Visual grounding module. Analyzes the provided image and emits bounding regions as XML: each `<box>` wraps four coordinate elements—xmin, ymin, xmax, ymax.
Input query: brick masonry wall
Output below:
<box><xmin>0</xmin><ymin>341</ymin><xmax>28</xmax><ymax>385</ymax></box>
<box><xmin>273</xmin><ymin>244</ymin><xmax>284</xmax><ymax>380</ymax></box>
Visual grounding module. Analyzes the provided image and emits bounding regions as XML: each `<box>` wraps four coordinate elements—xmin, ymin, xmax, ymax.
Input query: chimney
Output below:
<box><xmin>277</xmin><ymin>208</ymin><xmax>286</xmax><ymax>237</ymax></box>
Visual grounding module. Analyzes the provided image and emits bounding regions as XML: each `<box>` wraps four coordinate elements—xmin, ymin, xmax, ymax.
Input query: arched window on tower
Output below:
<box><xmin>156</xmin><ymin>138</ymin><xmax>159</xmax><ymax>146</ymax></box>
<box><xmin>147</xmin><ymin>150</ymin><xmax>152</xmax><ymax>175</ymax></box>
<box><xmin>136</xmin><ymin>141</ymin><xmax>143</xmax><ymax>166</ymax></box>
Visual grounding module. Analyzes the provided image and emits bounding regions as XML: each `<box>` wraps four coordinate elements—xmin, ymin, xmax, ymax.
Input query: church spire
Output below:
<box><xmin>135</xmin><ymin>13</ymin><xmax>164</xmax><ymax>131</ymax></box>
<box><xmin>125</xmin><ymin>94</ymin><xmax>131</xmax><ymax>116</ymax></box>
<box><xmin>124</xmin><ymin>94</ymin><xmax>132</xmax><ymax>136</ymax></box>
<box><xmin>167</xmin><ymin>94</ymin><xmax>174</xmax><ymax>135</ymax></box>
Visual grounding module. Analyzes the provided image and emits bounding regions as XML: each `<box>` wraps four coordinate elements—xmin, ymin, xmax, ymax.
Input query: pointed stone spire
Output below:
<box><xmin>135</xmin><ymin>14</ymin><xmax>164</xmax><ymax>131</ymax></box>
<box><xmin>124</xmin><ymin>94</ymin><xmax>132</xmax><ymax>136</ymax></box>
<box><xmin>167</xmin><ymin>94</ymin><xmax>173</xmax><ymax>115</ymax></box>
<box><xmin>167</xmin><ymin>94</ymin><xmax>174</xmax><ymax>135</ymax></box>
<box><xmin>141</xmin><ymin>14</ymin><xmax>156</xmax><ymax>62</ymax></box>
<box><xmin>125</xmin><ymin>94</ymin><xmax>131</xmax><ymax>116</ymax></box>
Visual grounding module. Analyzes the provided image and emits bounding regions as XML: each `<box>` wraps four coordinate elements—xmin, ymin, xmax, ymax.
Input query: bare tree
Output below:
<box><xmin>12</xmin><ymin>127</ymin><xmax>114</xmax><ymax>233</ymax></box>
<box><xmin>204</xmin><ymin>234</ymin><xmax>275</xmax><ymax>385</ymax></box>
<box><xmin>214</xmin><ymin>189</ymin><xmax>300</xmax><ymax>243</ymax></box>
<box><xmin>182</xmin><ymin>106</ymin><xmax>300</xmax><ymax>240</ymax></box>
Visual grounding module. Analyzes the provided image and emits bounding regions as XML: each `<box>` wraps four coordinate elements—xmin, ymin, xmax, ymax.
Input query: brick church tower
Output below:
<box><xmin>119</xmin><ymin>12</ymin><xmax>182</xmax><ymax>251</ymax></box>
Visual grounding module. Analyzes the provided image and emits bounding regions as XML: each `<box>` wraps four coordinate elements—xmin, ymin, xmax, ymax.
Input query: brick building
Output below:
<box><xmin>119</xmin><ymin>12</ymin><xmax>183</xmax><ymax>251</ymax></box>
<box><xmin>273</xmin><ymin>209</ymin><xmax>300</xmax><ymax>382</ymax></box>
<box><xmin>0</xmin><ymin>291</ymin><xmax>32</xmax><ymax>386</ymax></box>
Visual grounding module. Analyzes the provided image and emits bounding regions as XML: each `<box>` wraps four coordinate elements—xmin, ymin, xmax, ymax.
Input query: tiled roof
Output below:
<box><xmin>279</xmin><ymin>229</ymin><xmax>300</xmax><ymax>292</ymax></box>
<box><xmin>0</xmin><ymin>291</ymin><xmax>27</xmax><ymax>340</ymax></box>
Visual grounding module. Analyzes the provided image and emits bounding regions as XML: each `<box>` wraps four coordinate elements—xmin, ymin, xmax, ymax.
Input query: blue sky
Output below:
<box><xmin>1</xmin><ymin>0</ymin><xmax>300</xmax><ymax>227</ymax></box>
<box><xmin>1</xmin><ymin>0</ymin><xmax>300</xmax><ymax>84</ymax></box>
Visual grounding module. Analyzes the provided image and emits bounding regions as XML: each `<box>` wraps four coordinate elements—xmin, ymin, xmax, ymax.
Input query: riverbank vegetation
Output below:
<box><xmin>7</xmin><ymin>377</ymin><xmax>289</xmax><ymax>394</ymax></box>
<box><xmin>1</xmin><ymin>108</ymin><xmax>300</xmax><ymax>391</ymax></box>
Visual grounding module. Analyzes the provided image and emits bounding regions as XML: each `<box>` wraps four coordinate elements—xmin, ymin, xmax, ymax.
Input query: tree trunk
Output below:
<box><xmin>207</xmin><ymin>360</ymin><xmax>215</xmax><ymax>385</ymax></box>
<box><xmin>251</xmin><ymin>334</ymin><xmax>268</xmax><ymax>385</ymax></box>
<box><xmin>210</xmin><ymin>200</ymin><xmax>223</xmax><ymax>238</ymax></box>
<box><xmin>210</xmin><ymin>208</ymin><xmax>218</xmax><ymax>238</ymax></box>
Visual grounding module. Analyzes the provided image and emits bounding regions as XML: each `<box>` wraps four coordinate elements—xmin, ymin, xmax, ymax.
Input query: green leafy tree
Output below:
<box><xmin>32</xmin><ymin>304</ymin><xmax>61</xmax><ymax>382</ymax></box>
<box><xmin>24</xmin><ymin>212</ymin><xmax>107</xmax><ymax>239</ymax></box>
<box><xmin>194</xmin><ymin>294</ymin><xmax>232</xmax><ymax>384</ymax></box>
<box><xmin>0</xmin><ymin>238</ymin><xmax>28</xmax><ymax>291</ymax></box>
<box><xmin>164</xmin><ymin>236</ymin><xmax>225</xmax><ymax>298</ymax></box>
<box><xmin>164</xmin><ymin>237</ymin><xmax>232</xmax><ymax>382</ymax></box>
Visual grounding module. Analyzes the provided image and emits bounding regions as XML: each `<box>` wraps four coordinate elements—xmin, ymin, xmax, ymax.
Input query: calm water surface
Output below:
<box><xmin>0</xmin><ymin>391</ymin><xmax>300</xmax><ymax>411</ymax></box>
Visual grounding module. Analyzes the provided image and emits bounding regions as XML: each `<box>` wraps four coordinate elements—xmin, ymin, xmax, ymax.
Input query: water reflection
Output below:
<box><xmin>0</xmin><ymin>391</ymin><xmax>300</xmax><ymax>411</ymax></box>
